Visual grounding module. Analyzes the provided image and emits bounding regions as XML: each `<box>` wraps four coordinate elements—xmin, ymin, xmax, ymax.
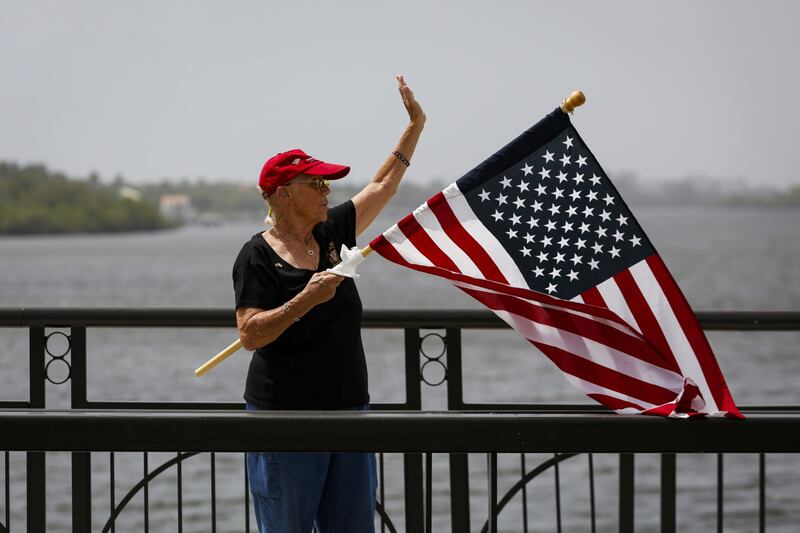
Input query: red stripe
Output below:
<box><xmin>395</xmin><ymin>213</ymin><xmax>461</xmax><ymax>272</ymax></box>
<box><xmin>646</xmin><ymin>256</ymin><xmax>743</xmax><ymax>418</ymax></box>
<box><xmin>613</xmin><ymin>267</ymin><xmax>682</xmax><ymax>373</ymax></box>
<box><xmin>427</xmin><ymin>192</ymin><xmax>508</xmax><ymax>283</ymax></box>
<box><xmin>460</xmin><ymin>285</ymin><xmax>679</xmax><ymax>373</ymax></box>
<box><xmin>534</xmin><ymin>343</ymin><xmax>680</xmax><ymax>406</ymax></box>
<box><xmin>586</xmin><ymin>393</ymin><xmax>645</xmax><ymax>412</ymax></box>
<box><xmin>580</xmin><ymin>287</ymin><xmax>607</xmax><ymax>308</ymax></box>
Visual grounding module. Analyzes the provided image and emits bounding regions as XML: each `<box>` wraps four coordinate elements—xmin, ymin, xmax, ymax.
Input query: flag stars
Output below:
<box><xmin>563</xmin><ymin>136</ymin><xmax>574</xmax><ymax>149</ymax></box>
<box><xmin>575</xmin><ymin>238</ymin><xmax>587</xmax><ymax>249</ymax></box>
<box><xmin>520</xmin><ymin>246</ymin><xmax>531</xmax><ymax>257</ymax></box>
<box><xmin>588</xmin><ymin>259</ymin><xmax>600</xmax><ymax>270</ymax></box>
<box><xmin>545</xmin><ymin>220</ymin><xmax>558</xmax><ymax>231</ymax></box>
<box><xmin>613</xmin><ymin>230</ymin><xmax>625</xmax><ymax>242</ymax></box>
<box><xmin>541</xmin><ymin>235</ymin><xmax>553</xmax><ymax>247</ymax></box>
<box><xmin>590</xmin><ymin>174</ymin><xmax>602</xmax><ymax>185</ymax></box>
<box><xmin>578</xmin><ymin>222</ymin><xmax>591</xmax><ymax>234</ymax></box>
<box><xmin>491</xmin><ymin>210</ymin><xmax>504</xmax><ymax>222</ymax></box>
<box><xmin>599</xmin><ymin>210</ymin><xmax>612</xmax><ymax>222</ymax></box>
<box><xmin>535</xmin><ymin>184</ymin><xmax>548</xmax><ymax>196</ymax></box>
<box><xmin>556</xmin><ymin>171</ymin><xmax>568</xmax><ymax>183</ymax></box>
<box><xmin>576</xmin><ymin>155</ymin><xmax>588</xmax><ymax>167</ymax></box>
<box><xmin>603</xmin><ymin>194</ymin><xmax>616</xmax><ymax>206</ymax></box>
<box><xmin>561</xmin><ymin>221</ymin><xmax>574</xmax><ymax>233</ymax></box>
<box><xmin>542</xmin><ymin>150</ymin><xmax>555</xmax><ymax>163</ymax></box>
<box><xmin>609</xmin><ymin>246</ymin><xmax>621</xmax><ymax>258</ymax></box>
<box><xmin>536</xmin><ymin>251</ymin><xmax>549</xmax><ymax>262</ymax></box>
<box><xmin>569</xmin><ymin>190</ymin><xmax>582</xmax><ymax>201</ymax></box>
<box><xmin>558</xmin><ymin>236</ymin><xmax>571</xmax><ymax>248</ymax></box>
<box><xmin>532</xmin><ymin>266</ymin><xmax>545</xmax><ymax>277</ymax></box>
<box><xmin>630</xmin><ymin>235</ymin><xmax>642</xmax><ymax>247</ymax></box>
<box><xmin>538</xmin><ymin>167</ymin><xmax>551</xmax><ymax>179</ymax></box>
<box><xmin>510</xmin><ymin>214</ymin><xmax>522</xmax><ymax>225</ymax></box>
<box><xmin>526</xmin><ymin>217</ymin><xmax>539</xmax><ymax>228</ymax></box>
<box><xmin>513</xmin><ymin>197</ymin><xmax>526</xmax><ymax>209</ymax></box>
<box><xmin>545</xmin><ymin>283</ymin><xmax>558</xmax><ymax>294</ymax></box>
<box><xmin>549</xmin><ymin>267</ymin><xmax>561</xmax><ymax>278</ymax></box>
<box><xmin>560</xmin><ymin>153</ymin><xmax>572</xmax><ymax>166</ymax></box>
<box><xmin>595</xmin><ymin>226</ymin><xmax>608</xmax><ymax>238</ymax></box>
<box><xmin>586</xmin><ymin>190</ymin><xmax>598</xmax><ymax>202</ymax></box>
<box><xmin>554</xmin><ymin>252</ymin><xmax>566</xmax><ymax>263</ymax></box>
<box><xmin>616</xmin><ymin>214</ymin><xmax>629</xmax><ymax>226</ymax></box>
<box><xmin>501</xmin><ymin>176</ymin><xmax>513</xmax><ymax>187</ymax></box>
<box><xmin>565</xmin><ymin>205</ymin><xmax>578</xmax><ymax>217</ymax></box>
<box><xmin>532</xmin><ymin>200</ymin><xmax>543</xmax><ymax>212</ymax></box>
<box><xmin>591</xmin><ymin>242</ymin><xmax>604</xmax><ymax>254</ymax></box>
<box><xmin>479</xmin><ymin>189</ymin><xmax>491</xmax><ymax>202</ymax></box>
<box><xmin>496</xmin><ymin>193</ymin><xmax>508</xmax><ymax>206</ymax></box>
<box><xmin>506</xmin><ymin>228</ymin><xmax>518</xmax><ymax>239</ymax></box>
<box><xmin>516</xmin><ymin>181</ymin><xmax>530</xmax><ymax>193</ymax></box>
<box><xmin>524</xmin><ymin>233</ymin><xmax>536</xmax><ymax>243</ymax></box>
<box><xmin>547</xmin><ymin>204</ymin><xmax>561</xmax><ymax>216</ymax></box>
<box><xmin>573</xmin><ymin>173</ymin><xmax>585</xmax><ymax>184</ymax></box>
<box><xmin>553</xmin><ymin>188</ymin><xmax>565</xmax><ymax>200</ymax></box>
<box><xmin>570</xmin><ymin>253</ymin><xmax>583</xmax><ymax>265</ymax></box>
<box><xmin>567</xmin><ymin>270</ymin><xmax>580</xmax><ymax>281</ymax></box>
<box><xmin>582</xmin><ymin>206</ymin><xmax>595</xmax><ymax>218</ymax></box>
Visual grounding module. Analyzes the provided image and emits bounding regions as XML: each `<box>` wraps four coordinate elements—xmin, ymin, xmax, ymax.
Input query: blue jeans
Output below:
<box><xmin>245</xmin><ymin>403</ymin><xmax>377</xmax><ymax>533</ymax></box>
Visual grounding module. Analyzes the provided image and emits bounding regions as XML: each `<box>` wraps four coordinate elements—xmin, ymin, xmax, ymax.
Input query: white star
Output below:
<box><xmin>576</xmin><ymin>155</ymin><xmax>588</xmax><ymax>167</ymax></box>
<box><xmin>531</xmin><ymin>200</ymin><xmax>543</xmax><ymax>212</ymax></box>
<box><xmin>549</xmin><ymin>267</ymin><xmax>561</xmax><ymax>278</ymax></box>
<box><xmin>505</xmin><ymin>228</ymin><xmax>518</xmax><ymax>239</ymax></box>
<box><xmin>541</xmin><ymin>235</ymin><xmax>553</xmax><ymax>247</ymax></box>
<box><xmin>513</xmin><ymin>197</ymin><xmax>526</xmax><ymax>209</ymax></box>
<box><xmin>616</xmin><ymin>214</ymin><xmax>628</xmax><ymax>226</ymax></box>
<box><xmin>586</xmin><ymin>190</ymin><xmax>598</xmax><ymax>202</ymax></box>
<box><xmin>603</xmin><ymin>194</ymin><xmax>615</xmax><ymax>206</ymax></box>
<box><xmin>588</xmin><ymin>259</ymin><xmax>600</xmax><ymax>270</ymax></box>
<box><xmin>510</xmin><ymin>214</ymin><xmax>521</xmax><ymax>225</ymax></box>
<box><xmin>526</xmin><ymin>217</ymin><xmax>539</xmax><ymax>228</ymax></box>
<box><xmin>613</xmin><ymin>230</ymin><xmax>625</xmax><ymax>241</ymax></box>
<box><xmin>582</xmin><ymin>206</ymin><xmax>595</xmax><ymax>217</ymax></box>
<box><xmin>561</xmin><ymin>221</ymin><xmax>574</xmax><ymax>232</ymax></box>
<box><xmin>519</xmin><ymin>166</ymin><xmax>532</xmax><ymax>178</ymax></box>
<box><xmin>572</xmin><ymin>173</ymin><xmax>584</xmax><ymax>184</ymax></box>
<box><xmin>538</xmin><ymin>167</ymin><xmax>551</xmax><ymax>179</ymax></box>
<box><xmin>569</xmin><ymin>190</ymin><xmax>582</xmax><ymax>201</ymax></box>
<box><xmin>565</xmin><ymin>205</ymin><xmax>578</xmax><ymax>217</ymax></box>
<box><xmin>532</xmin><ymin>266</ymin><xmax>545</xmax><ymax>277</ymax></box>
<box><xmin>554</xmin><ymin>252</ymin><xmax>566</xmax><ymax>263</ymax></box>
<box><xmin>524</xmin><ymin>233</ymin><xmax>536</xmax><ymax>243</ymax></box>
<box><xmin>545</xmin><ymin>283</ymin><xmax>558</xmax><ymax>294</ymax></box>
<box><xmin>491</xmin><ymin>210</ymin><xmax>504</xmax><ymax>222</ymax></box>
<box><xmin>609</xmin><ymin>246</ymin><xmax>621</xmax><ymax>258</ymax></box>
<box><xmin>560</xmin><ymin>153</ymin><xmax>571</xmax><ymax>166</ymax></box>
<box><xmin>536</xmin><ymin>251</ymin><xmax>549</xmax><ymax>262</ymax></box>
<box><xmin>595</xmin><ymin>226</ymin><xmax>607</xmax><ymax>238</ymax></box>
<box><xmin>479</xmin><ymin>189</ymin><xmax>491</xmax><ymax>202</ymax></box>
<box><xmin>591</xmin><ymin>242</ymin><xmax>604</xmax><ymax>254</ymax></box>
<box><xmin>558</xmin><ymin>236</ymin><xmax>570</xmax><ymax>248</ymax></box>
<box><xmin>547</xmin><ymin>204</ymin><xmax>561</xmax><ymax>216</ymax></box>
<box><xmin>501</xmin><ymin>176</ymin><xmax>513</xmax><ymax>187</ymax></box>
<box><xmin>570</xmin><ymin>253</ymin><xmax>583</xmax><ymax>265</ymax></box>
<box><xmin>578</xmin><ymin>222</ymin><xmax>591</xmax><ymax>233</ymax></box>
<box><xmin>590</xmin><ymin>174</ymin><xmax>602</xmax><ymax>185</ymax></box>
<box><xmin>545</xmin><ymin>220</ymin><xmax>558</xmax><ymax>231</ymax></box>
<box><xmin>520</xmin><ymin>246</ymin><xmax>531</xmax><ymax>257</ymax></box>
<box><xmin>567</xmin><ymin>270</ymin><xmax>580</xmax><ymax>281</ymax></box>
<box><xmin>553</xmin><ymin>188</ymin><xmax>565</xmax><ymax>200</ymax></box>
<box><xmin>630</xmin><ymin>235</ymin><xmax>642</xmax><ymax>247</ymax></box>
<box><xmin>575</xmin><ymin>238</ymin><xmax>587</xmax><ymax>249</ymax></box>
<box><xmin>517</xmin><ymin>181</ymin><xmax>530</xmax><ymax>193</ymax></box>
<box><xmin>542</xmin><ymin>150</ymin><xmax>555</xmax><ymax>163</ymax></box>
<box><xmin>535</xmin><ymin>184</ymin><xmax>548</xmax><ymax>196</ymax></box>
<box><xmin>496</xmin><ymin>193</ymin><xmax>508</xmax><ymax>206</ymax></box>
<box><xmin>563</xmin><ymin>136</ymin><xmax>574</xmax><ymax>149</ymax></box>
<box><xmin>556</xmin><ymin>171</ymin><xmax>568</xmax><ymax>183</ymax></box>
<box><xmin>599</xmin><ymin>210</ymin><xmax>611</xmax><ymax>222</ymax></box>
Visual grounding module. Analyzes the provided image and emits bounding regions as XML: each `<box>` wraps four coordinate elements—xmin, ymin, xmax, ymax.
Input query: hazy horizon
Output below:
<box><xmin>2</xmin><ymin>1</ymin><xmax>799</xmax><ymax>188</ymax></box>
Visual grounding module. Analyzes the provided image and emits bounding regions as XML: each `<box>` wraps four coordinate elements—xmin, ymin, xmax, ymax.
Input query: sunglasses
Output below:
<box><xmin>288</xmin><ymin>178</ymin><xmax>330</xmax><ymax>192</ymax></box>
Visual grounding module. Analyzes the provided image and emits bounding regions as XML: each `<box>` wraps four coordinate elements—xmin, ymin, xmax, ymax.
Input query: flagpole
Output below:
<box><xmin>196</xmin><ymin>90</ymin><xmax>581</xmax><ymax>377</ymax></box>
<box><xmin>195</xmin><ymin>244</ymin><xmax>374</xmax><ymax>376</ymax></box>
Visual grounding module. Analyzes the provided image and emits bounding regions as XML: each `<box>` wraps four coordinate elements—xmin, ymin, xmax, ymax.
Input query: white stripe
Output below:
<box><xmin>443</xmin><ymin>184</ymin><xmax>529</xmax><ymax>287</ymax></box>
<box><xmin>596</xmin><ymin>277</ymin><xmax>643</xmax><ymax>334</ymax></box>
<box><xmin>629</xmin><ymin>261</ymin><xmax>720</xmax><ymax>413</ymax></box>
<box><xmin>382</xmin><ymin>223</ymin><xmax>435</xmax><ymax>268</ymax></box>
<box><xmin>493</xmin><ymin>308</ymin><xmax>686</xmax><ymax>393</ymax></box>
<box><xmin>409</xmin><ymin>202</ymin><xmax>484</xmax><ymax>278</ymax></box>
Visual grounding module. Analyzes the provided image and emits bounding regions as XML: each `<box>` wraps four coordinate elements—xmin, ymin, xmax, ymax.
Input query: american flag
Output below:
<box><xmin>370</xmin><ymin>108</ymin><xmax>742</xmax><ymax>418</ymax></box>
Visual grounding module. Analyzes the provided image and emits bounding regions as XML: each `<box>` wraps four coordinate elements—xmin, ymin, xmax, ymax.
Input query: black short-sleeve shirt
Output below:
<box><xmin>232</xmin><ymin>201</ymin><xmax>369</xmax><ymax>409</ymax></box>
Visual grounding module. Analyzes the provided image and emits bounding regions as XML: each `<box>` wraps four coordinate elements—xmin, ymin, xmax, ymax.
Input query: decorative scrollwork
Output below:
<box><xmin>44</xmin><ymin>331</ymin><xmax>72</xmax><ymax>385</ymax></box>
<box><xmin>419</xmin><ymin>332</ymin><xmax>447</xmax><ymax>387</ymax></box>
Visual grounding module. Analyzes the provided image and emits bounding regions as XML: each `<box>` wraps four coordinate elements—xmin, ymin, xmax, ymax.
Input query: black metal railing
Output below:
<box><xmin>1</xmin><ymin>307</ymin><xmax>799</xmax><ymax>533</ymax></box>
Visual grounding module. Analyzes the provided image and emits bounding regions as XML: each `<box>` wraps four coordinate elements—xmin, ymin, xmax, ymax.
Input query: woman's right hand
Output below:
<box><xmin>304</xmin><ymin>271</ymin><xmax>344</xmax><ymax>305</ymax></box>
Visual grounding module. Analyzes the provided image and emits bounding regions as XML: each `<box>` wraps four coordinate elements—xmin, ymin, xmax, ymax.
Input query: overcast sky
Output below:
<box><xmin>2</xmin><ymin>1</ymin><xmax>798</xmax><ymax>188</ymax></box>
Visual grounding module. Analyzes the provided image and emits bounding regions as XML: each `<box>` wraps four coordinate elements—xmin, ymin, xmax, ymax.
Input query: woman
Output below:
<box><xmin>232</xmin><ymin>75</ymin><xmax>424</xmax><ymax>533</ymax></box>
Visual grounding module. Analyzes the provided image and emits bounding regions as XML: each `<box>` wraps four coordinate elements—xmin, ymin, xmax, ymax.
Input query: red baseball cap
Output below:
<box><xmin>258</xmin><ymin>149</ymin><xmax>350</xmax><ymax>196</ymax></box>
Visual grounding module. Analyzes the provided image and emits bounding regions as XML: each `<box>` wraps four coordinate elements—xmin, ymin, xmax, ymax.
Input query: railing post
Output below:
<box><xmin>403</xmin><ymin>328</ymin><xmax>424</xmax><ymax>533</ymax></box>
<box><xmin>70</xmin><ymin>327</ymin><xmax>92</xmax><ymax>532</ymax></box>
<box><xmin>28</xmin><ymin>327</ymin><xmax>46</xmax><ymax>533</ymax></box>
<box><xmin>661</xmin><ymin>453</ymin><xmax>676</xmax><ymax>533</ymax></box>
<box><xmin>619</xmin><ymin>453</ymin><xmax>634</xmax><ymax>533</ymax></box>
<box><xmin>445</xmin><ymin>327</ymin><xmax>471</xmax><ymax>533</ymax></box>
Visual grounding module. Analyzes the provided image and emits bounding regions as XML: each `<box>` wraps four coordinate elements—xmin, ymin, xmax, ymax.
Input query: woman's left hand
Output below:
<box><xmin>396</xmin><ymin>75</ymin><xmax>425</xmax><ymax>125</ymax></box>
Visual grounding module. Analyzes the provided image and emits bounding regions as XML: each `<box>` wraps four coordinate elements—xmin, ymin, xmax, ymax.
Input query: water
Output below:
<box><xmin>1</xmin><ymin>205</ymin><xmax>799</xmax><ymax>531</ymax></box>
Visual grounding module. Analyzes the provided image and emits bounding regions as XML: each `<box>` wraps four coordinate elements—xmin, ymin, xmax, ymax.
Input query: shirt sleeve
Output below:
<box><xmin>232</xmin><ymin>242</ymin><xmax>279</xmax><ymax>310</ymax></box>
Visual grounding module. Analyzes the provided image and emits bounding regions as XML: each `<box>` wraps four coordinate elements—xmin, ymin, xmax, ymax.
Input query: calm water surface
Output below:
<box><xmin>1</xmin><ymin>205</ymin><xmax>799</xmax><ymax>532</ymax></box>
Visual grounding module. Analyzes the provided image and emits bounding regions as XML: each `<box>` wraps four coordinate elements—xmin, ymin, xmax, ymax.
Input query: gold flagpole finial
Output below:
<box><xmin>560</xmin><ymin>90</ymin><xmax>586</xmax><ymax>114</ymax></box>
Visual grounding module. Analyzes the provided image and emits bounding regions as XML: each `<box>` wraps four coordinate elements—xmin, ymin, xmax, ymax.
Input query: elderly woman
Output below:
<box><xmin>232</xmin><ymin>75</ymin><xmax>424</xmax><ymax>533</ymax></box>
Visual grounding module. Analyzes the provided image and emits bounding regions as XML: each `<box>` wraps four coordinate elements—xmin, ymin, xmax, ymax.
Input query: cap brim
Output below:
<box><xmin>307</xmin><ymin>161</ymin><xmax>350</xmax><ymax>180</ymax></box>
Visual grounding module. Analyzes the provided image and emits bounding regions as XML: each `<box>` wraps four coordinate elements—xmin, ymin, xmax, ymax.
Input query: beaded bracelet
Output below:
<box><xmin>392</xmin><ymin>150</ymin><xmax>410</xmax><ymax>167</ymax></box>
<box><xmin>283</xmin><ymin>302</ymin><xmax>300</xmax><ymax>322</ymax></box>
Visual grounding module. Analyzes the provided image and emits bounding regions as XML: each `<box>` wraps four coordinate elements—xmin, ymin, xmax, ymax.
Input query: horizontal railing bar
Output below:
<box><xmin>0</xmin><ymin>308</ymin><xmax>798</xmax><ymax>330</ymax></box>
<box><xmin>1</xmin><ymin>410</ymin><xmax>800</xmax><ymax>453</ymax></box>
